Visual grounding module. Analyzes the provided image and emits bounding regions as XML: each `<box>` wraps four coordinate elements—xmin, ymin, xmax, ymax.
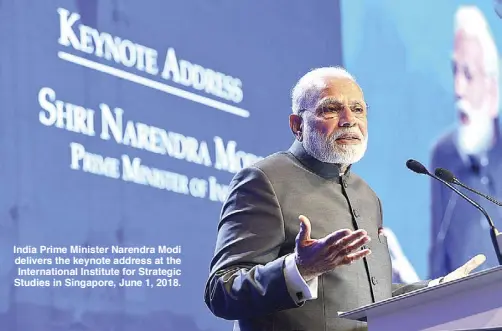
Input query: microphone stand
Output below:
<box><xmin>435</xmin><ymin>168</ymin><xmax>502</xmax><ymax>265</ymax></box>
<box><xmin>476</xmin><ymin>204</ymin><xmax>502</xmax><ymax>266</ymax></box>
<box><xmin>452</xmin><ymin>178</ymin><xmax>502</xmax><ymax>206</ymax></box>
<box><xmin>407</xmin><ymin>160</ymin><xmax>502</xmax><ymax>266</ymax></box>
<box><xmin>432</xmin><ymin>176</ymin><xmax>502</xmax><ymax>266</ymax></box>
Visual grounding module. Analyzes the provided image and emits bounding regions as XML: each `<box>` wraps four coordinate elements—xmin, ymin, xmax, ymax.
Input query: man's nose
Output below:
<box><xmin>455</xmin><ymin>73</ymin><xmax>467</xmax><ymax>100</ymax></box>
<box><xmin>338</xmin><ymin>108</ymin><xmax>356</xmax><ymax>127</ymax></box>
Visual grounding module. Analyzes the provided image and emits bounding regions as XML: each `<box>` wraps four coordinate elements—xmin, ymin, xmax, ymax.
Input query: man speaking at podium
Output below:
<box><xmin>204</xmin><ymin>67</ymin><xmax>484</xmax><ymax>331</ymax></box>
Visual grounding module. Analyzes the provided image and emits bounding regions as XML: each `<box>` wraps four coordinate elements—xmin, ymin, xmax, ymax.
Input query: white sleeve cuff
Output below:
<box><xmin>428</xmin><ymin>277</ymin><xmax>443</xmax><ymax>287</ymax></box>
<box><xmin>283</xmin><ymin>254</ymin><xmax>318</xmax><ymax>303</ymax></box>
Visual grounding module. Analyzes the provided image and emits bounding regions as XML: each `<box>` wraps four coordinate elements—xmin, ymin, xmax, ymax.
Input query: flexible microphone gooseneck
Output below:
<box><xmin>435</xmin><ymin>167</ymin><xmax>502</xmax><ymax>207</ymax></box>
<box><xmin>406</xmin><ymin>159</ymin><xmax>502</xmax><ymax>265</ymax></box>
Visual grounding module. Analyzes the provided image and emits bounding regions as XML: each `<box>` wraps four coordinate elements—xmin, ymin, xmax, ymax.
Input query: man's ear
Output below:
<box><xmin>289</xmin><ymin>114</ymin><xmax>303</xmax><ymax>141</ymax></box>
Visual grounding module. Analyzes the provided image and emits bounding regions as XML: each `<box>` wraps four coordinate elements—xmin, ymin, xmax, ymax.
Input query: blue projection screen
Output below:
<box><xmin>3</xmin><ymin>0</ymin><xmax>501</xmax><ymax>330</ymax></box>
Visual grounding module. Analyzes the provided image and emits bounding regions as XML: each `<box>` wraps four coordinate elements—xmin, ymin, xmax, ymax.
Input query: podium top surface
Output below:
<box><xmin>338</xmin><ymin>265</ymin><xmax>502</xmax><ymax>322</ymax></box>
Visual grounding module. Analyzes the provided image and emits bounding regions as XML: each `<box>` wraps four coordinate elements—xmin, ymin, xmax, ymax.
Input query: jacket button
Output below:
<box><xmin>342</xmin><ymin>180</ymin><xmax>348</xmax><ymax>188</ymax></box>
<box><xmin>353</xmin><ymin>209</ymin><xmax>360</xmax><ymax>217</ymax></box>
<box><xmin>371</xmin><ymin>276</ymin><xmax>378</xmax><ymax>285</ymax></box>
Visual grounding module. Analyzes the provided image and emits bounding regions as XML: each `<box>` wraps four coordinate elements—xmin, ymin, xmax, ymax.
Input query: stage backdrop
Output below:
<box><xmin>2</xmin><ymin>0</ymin><xmax>501</xmax><ymax>330</ymax></box>
<box><xmin>0</xmin><ymin>0</ymin><xmax>344</xmax><ymax>330</ymax></box>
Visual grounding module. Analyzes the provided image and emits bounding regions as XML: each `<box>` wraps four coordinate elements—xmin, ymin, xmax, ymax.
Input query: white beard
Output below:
<box><xmin>303</xmin><ymin>125</ymin><xmax>368</xmax><ymax>165</ymax></box>
<box><xmin>457</xmin><ymin>99</ymin><xmax>494</xmax><ymax>156</ymax></box>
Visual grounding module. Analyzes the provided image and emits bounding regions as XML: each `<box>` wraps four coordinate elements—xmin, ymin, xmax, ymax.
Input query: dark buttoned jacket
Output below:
<box><xmin>205</xmin><ymin>140</ymin><xmax>428</xmax><ymax>331</ymax></box>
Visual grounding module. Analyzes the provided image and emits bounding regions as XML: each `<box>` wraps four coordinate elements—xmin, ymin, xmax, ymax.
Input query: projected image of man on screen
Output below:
<box><xmin>205</xmin><ymin>66</ymin><xmax>485</xmax><ymax>331</ymax></box>
<box><xmin>429</xmin><ymin>6</ymin><xmax>502</xmax><ymax>279</ymax></box>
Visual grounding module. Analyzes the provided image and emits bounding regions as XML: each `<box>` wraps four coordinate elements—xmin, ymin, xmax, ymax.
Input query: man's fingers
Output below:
<box><xmin>323</xmin><ymin>228</ymin><xmax>353</xmax><ymax>246</ymax></box>
<box><xmin>328</xmin><ymin>229</ymin><xmax>368</xmax><ymax>251</ymax></box>
<box><xmin>297</xmin><ymin>215</ymin><xmax>312</xmax><ymax>242</ymax></box>
<box><xmin>340</xmin><ymin>235</ymin><xmax>371</xmax><ymax>254</ymax></box>
<box><xmin>458</xmin><ymin>254</ymin><xmax>486</xmax><ymax>275</ymax></box>
<box><xmin>328</xmin><ymin>233</ymin><xmax>370</xmax><ymax>259</ymax></box>
<box><xmin>339</xmin><ymin>248</ymin><xmax>372</xmax><ymax>265</ymax></box>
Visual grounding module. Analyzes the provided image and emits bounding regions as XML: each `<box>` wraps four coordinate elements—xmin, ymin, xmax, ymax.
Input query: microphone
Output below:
<box><xmin>406</xmin><ymin>159</ymin><xmax>502</xmax><ymax>266</ymax></box>
<box><xmin>435</xmin><ymin>167</ymin><xmax>502</xmax><ymax>207</ymax></box>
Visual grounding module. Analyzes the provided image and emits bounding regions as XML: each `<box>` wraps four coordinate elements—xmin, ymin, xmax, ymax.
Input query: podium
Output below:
<box><xmin>339</xmin><ymin>266</ymin><xmax>502</xmax><ymax>330</ymax></box>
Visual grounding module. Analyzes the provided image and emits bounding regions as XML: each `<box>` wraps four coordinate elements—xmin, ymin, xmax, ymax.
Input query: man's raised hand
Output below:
<box><xmin>294</xmin><ymin>215</ymin><xmax>371</xmax><ymax>281</ymax></box>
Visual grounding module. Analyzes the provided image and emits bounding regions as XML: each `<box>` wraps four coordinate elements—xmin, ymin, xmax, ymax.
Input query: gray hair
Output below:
<box><xmin>454</xmin><ymin>6</ymin><xmax>499</xmax><ymax>79</ymax></box>
<box><xmin>291</xmin><ymin>66</ymin><xmax>357</xmax><ymax>116</ymax></box>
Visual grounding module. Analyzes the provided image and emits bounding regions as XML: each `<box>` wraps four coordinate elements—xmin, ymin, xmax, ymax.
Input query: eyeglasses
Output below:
<box><xmin>298</xmin><ymin>100</ymin><xmax>369</xmax><ymax>117</ymax></box>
